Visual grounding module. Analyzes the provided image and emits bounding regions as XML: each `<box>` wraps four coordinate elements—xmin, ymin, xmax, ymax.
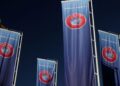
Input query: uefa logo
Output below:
<box><xmin>0</xmin><ymin>42</ymin><xmax>14</xmax><ymax>58</ymax></box>
<box><xmin>39</xmin><ymin>70</ymin><xmax>53</xmax><ymax>84</ymax></box>
<box><xmin>65</xmin><ymin>13</ymin><xmax>86</xmax><ymax>29</ymax></box>
<box><xmin>102</xmin><ymin>47</ymin><xmax>117</xmax><ymax>63</ymax></box>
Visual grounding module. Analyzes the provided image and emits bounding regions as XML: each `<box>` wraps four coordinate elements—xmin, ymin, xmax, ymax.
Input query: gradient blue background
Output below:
<box><xmin>0</xmin><ymin>0</ymin><xmax>120</xmax><ymax>86</ymax></box>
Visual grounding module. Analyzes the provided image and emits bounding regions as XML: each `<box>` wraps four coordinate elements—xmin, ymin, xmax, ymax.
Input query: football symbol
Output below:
<box><xmin>39</xmin><ymin>70</ymin><xmax>53</xmax><ymax>84</ymax></box>
<box><xmin>102</xmin><ymin>47</ymin><xmax>117</xmax><ymax>63</ymax></box>
<box><xmin>65</xmin><ymin>13</ymin><xmax>86</xmax><ymax>29</ymax></box>
<box><xmin>0</xmin><ymin>43</ymin><xmax>14</xmax><ymax>58</ymax></box>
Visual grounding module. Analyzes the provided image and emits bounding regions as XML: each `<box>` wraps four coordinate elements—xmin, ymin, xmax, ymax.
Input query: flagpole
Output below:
<box><xmin>89</xmin><ymin>0</ymin><xmax>101</xmax><ymax>86</ymax></box>
<box><xmin>13</xmin><ymin>32</ymin><xmax>23</xmax><ymax>86</ymax></box>
<box><xmin>55</xmin><ymin>61</ymin><xmax>58</xmax><ymax>86</ymax></box>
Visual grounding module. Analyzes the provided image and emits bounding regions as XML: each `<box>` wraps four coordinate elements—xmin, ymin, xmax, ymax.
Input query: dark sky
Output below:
<box><xmin>0</xmin><ymin>0</ymin><xmax>120</xmax><ymax>86</ymax></box>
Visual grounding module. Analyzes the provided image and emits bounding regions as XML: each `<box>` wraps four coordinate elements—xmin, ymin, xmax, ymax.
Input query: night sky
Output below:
<box><xmin>0</xmin><ymin>0</ymin><xmax>120</xmax><ymax>86</ymax></box>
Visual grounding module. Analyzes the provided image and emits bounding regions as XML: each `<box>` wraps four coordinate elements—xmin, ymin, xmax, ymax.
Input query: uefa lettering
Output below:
<box><xmin>102</xmin><ymin>47</ymin><xmax>117</xmax><ymax>63</ymax></box>
<box><xmin>0</xmin><ymin>42</ymin><xmax>14</xmax><ymax>58</ymax></box>
<box><xmin>65</xmin><ymin>13</ymin><xmax>86</xmax><ymax>29</ymax></box>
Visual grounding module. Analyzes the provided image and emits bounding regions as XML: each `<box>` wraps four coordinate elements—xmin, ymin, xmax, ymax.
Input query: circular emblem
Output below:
<box><xmin>65</xmin><ymin>13</ymin><xmax>86</xmax><ymax>29</ymax></box>
<box><xmin>0</xmin><ymin>43</ymin><xmax>14</xmax><ymax>58</ymax></box>
<box><xmin>39</xmin><ymin>70</ymin><xmax>52</xmax><ymax>84</ymax></box>
<box><xmin>102</xmin><ymin>47</ymin><xmax>117</xmax><ymax>63</ymax></box>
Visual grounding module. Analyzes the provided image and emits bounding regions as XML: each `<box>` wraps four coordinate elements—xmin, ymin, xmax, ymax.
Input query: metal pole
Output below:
<box><xmin>55</xmin><ymin>61</ymin><xmax>58</xmax><ymax>86</ymax></box>
<box><xmin>89</xmin><ymin>0</ymin><xmax>101</xmax><ymax>86</ymax></box>
<box><xmin>13</xmin><ymin>33</ymin><xmax>23</xmax><ymax>86</ymax></box>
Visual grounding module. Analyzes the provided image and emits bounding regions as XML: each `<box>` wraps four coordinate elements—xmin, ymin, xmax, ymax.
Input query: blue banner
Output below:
<box><xmin>37</xmin><ymin>58</ymin><xmax>57</xmax><ymax>86</ymax></box>
<box><xmin>0</xmin><ymin>28</ymin><xmax>21</xmax><ymax>86</ymax></box>
<box><xmin>98</xmin><ymin>30</ymin><xmax>120</xmax><ymax>86</ymax></box>
<box><xmin>98</xmin><ymin>30</ymin><xmax>120</xmax><ymax>68</ymax></box>
<box><xmin>62</xmin><ymin>1</ymin><xmax>94</xmax><ymax>86</ymax></box>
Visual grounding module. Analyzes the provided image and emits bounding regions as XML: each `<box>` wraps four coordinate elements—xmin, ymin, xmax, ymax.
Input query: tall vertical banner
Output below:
<box><xmin>0</xmin><ymin>28</ymin><xmax>22</xmax><ymax>86</ymax></box>
<box><xmin>37</xmin><ymin>58</ymin><xmax>57</xmax><ymax>86</ymax></box>
<box><xmin>62</xmin><ymin>0</ymin><xmax>94</xmax><ymax>86</ymax></box>
<box><xmin>98</xmin><ymin>30</ymin><xmax>120</xmax><ymax>86</ymax></box>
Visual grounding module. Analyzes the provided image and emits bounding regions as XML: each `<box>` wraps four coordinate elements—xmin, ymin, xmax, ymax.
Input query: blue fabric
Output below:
<box><xmin>62</xmin><ymin>1</ymin><xmax>94</xmax><ymax>86</ymax></box>
<box><xmin>98</xmin><ymin>30</ymin><xmax>120</xmax><ymax>86</ymax></box>
<box><xmin>98</xmin><ymin>31</ymin><xmax>120</xmax><ymax>67</ymax></box>
<box><xmin>37</xmin><ymin>59</ymin><xmax>56</xmax><ymax>86</ymax></box>
<box><xmin>0</xmin><ymin>28</ymin><xmax>21</xmax><ymax>86</ymax></box>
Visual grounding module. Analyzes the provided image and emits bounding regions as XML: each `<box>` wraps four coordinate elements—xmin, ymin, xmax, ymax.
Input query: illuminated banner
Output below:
<box><xmin>0</xmin><ymin>28</ymin><xmax>22</xmax><ymax>86</ymax></box>
<box><xmin>98</xmin><ymin>30</ymin><xmax>120</xmax><ymax>68</ymax></box>
<box><xmin>37</xmin><ymin>58</ymin><xmax>57</xmax><ymax>86</ymax></box>
<box><xmin>98</xmin><ymin>30</ymin><xmax>120</xmax><ymax>85</ymax></box>
<box><xmin>62</xmin><ymin>1</ymin><xmax>94</xmax><ymax>86</ymax></box>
